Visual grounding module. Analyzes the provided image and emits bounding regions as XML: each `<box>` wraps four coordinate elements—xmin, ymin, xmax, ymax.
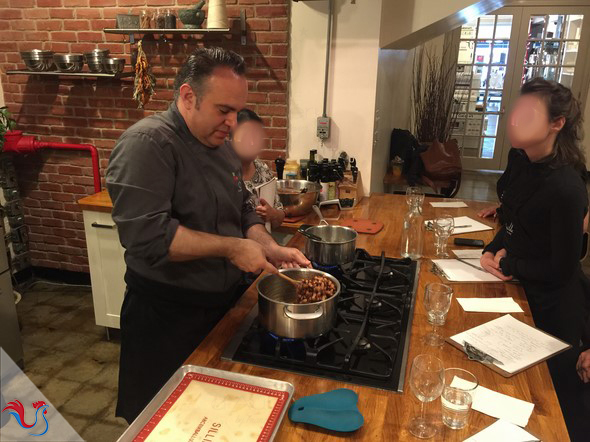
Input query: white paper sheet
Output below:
<box><xmin>453</xmin><ymin>248</ymin><xmax>484</xmax><ymax>259</ymax></box>
<box><xmin>450</xmin><ymin>378</ymin><xmax>535</xmax><ymax>428</ymax></box>
<box><xmin>464</xmin><ymin>419</ymin><xmax>539</xmax><ymax>441</ymax></box>
<box><xmin>253</xmin><ymin>178</ymin><xmax>277</xmax><ymax>233</ymax></box>
<box><xmin>450</xmin><ymin>314</ymin><xmax>570</xmax><ymax>374</ymax></box>
<box><xmin>430</xmin><ymin>201</ymin><xmax>468</xmax><ymax>208</ymax></box>
<box><xmin>432</xmin><ymin>259</ymin><xmax>502</xmax><ymax>282</ymax></box>
<box><xmin>426</xmin><ymin>216</ymin><xmax>494</xmax><ymax>235</ymax></box>
<box><xmin>457</xmin><ymin>297</ymin><xmax>524</xmax><ymax>313</ymax></box>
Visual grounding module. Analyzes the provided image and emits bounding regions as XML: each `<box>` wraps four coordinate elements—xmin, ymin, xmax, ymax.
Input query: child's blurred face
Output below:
<box><xmin>232</xmin><ymin>121</ymin><xmax>266</xmax><ymax>162</ymax></box>
<box><xmin>507</xmin><ymin>94</ymin><xmax>552</xmax><ymax>149</ymax></box>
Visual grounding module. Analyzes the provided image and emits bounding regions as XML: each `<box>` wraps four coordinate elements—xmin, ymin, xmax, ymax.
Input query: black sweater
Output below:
<box><xmin>484</xmin><ymin>149</ymin><xmax>588</xmax><ymax>294</ymax></box>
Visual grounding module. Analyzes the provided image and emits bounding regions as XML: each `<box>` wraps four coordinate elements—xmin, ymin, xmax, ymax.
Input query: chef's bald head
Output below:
<box><xmin>174</xmin><ymin>47</ymin><xmax>246</xmax><ymax>104</ymax></box>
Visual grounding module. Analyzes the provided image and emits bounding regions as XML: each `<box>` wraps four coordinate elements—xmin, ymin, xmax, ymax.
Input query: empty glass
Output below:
<box><xmin>441</xmin><ymin>368</ymin><xmax>478</xmax><ymax>429</ymax></box>
<box><xmin>408</xmin><ymin>354</ymin><xmax>445</xmax><ymax>439</ymax></box>
<box><xmin>406</xmin><ymin>186</ymin><xmax>425</xmax><ymax>211</ymax></box>
<box><xmin>434</xmin><ymin>214</ymin><xmax>455</xmax><ymax>258</ymax></box>
<box><xmin>424</xmin><ymin>283</ymin><xmax>453</xmax><ymax>346</ymax></box>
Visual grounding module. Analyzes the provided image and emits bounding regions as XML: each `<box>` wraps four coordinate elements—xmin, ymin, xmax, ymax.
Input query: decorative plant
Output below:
<box><xmin>411</xmin><ymin>43</ymin><xmax>461</xmax><ymax>143</ymax></box>
<box><xmin>0</xmin><ymin>106</ymin><xmax>16</xmax><ymax>151</ymax></box>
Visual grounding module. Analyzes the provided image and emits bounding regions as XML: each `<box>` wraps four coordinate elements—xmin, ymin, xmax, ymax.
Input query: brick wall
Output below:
<box><xmin>0</xmin><ymin>0</ymin><xmax>289</xmax><ymax>273</ymax></box>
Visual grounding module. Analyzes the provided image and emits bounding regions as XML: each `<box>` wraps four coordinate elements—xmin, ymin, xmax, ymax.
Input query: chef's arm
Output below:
<box><xmin>245</xmin><ymin>223</ymin><xmax>277</xmax><ymax>254</ymax></box>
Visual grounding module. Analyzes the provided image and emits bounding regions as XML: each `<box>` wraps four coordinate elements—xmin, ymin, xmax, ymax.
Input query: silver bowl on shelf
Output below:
<box><xmin>53</xmin><ymin>53</ymin><xmax>84</xmax><ymax>72</ymax></box>
<box><xmin>277</xmin><ymin>180</ymin><xmax>321</xmax><ymax>217</ymax></box>
<box><xmin>20</xmin><ymin>50</ymin><xmax>55</xmax><ymax>72</ymax></box>
<box><xmin>102</xmin><ymin>57</ymin><xmax>125</xmax><ymax>75</ymax></box>
<box><xmin>84</xmin><ymin>49</ymin><xmax>110</xmax><ymax>73</ymax></box>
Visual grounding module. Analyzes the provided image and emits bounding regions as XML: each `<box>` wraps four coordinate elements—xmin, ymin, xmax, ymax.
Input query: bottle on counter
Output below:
<box><xmin>284</xmin><ymin>159</ymin><xmax>299</xmax><ymax>180</ymax></box>
<box><xmin>156</xmin><ymin>9</ymin><xmax>166</xmax><ymax>28</ymax></box>
<box><xmin>299</xmin><ymin>159</ymin><xmax>309</xmax><ymax>180</ymax></box>
<box><xmin>400</xmin><ymin>199</ymin><xmax>423</xmax><ymax>260</ymax></box>
<box><xmin>164</xmin><ymin>9</ymin><xmax>177</xmax><ymax>28</ymax></box>
<box><xmin>319</xmin><ymin>160</ymin><xmax>330</xmax><ymax>202</ymax></box>
<box><xmin>275</xmin><ymin>157</ymin><xmax>286</xmax><ymax>180</ymax></box>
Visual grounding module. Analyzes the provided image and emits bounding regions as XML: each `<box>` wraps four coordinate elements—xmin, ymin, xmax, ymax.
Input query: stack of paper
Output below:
<box><xmin>450</xmin><ymin>314</ymin><xmax>570</xmax><ymax>374</ymax></box>
<box><xmin>432</xmin><ymin>259</ymin><xmax>502</xmax><ymax>282</ymax></box>
<box><xmin>450</xmin><ymin>377</ymin><xmax>534</xmax><ymax>427</ymax></box>
<box><xmin>465</xmin><ymin>419</ymin><xmax>539</xmax><ymax>441</ymax></box>
<box><xmin>426</xmin><ymin>216</ymin><xmax>494</xmax><ymax>235</ymax></box>
<box><xmin>430</xmin><ymin>201</ymin><xmax>468</xmax><ymax>208</ymax></box>
<box><xmin>254</xmin><ymin>178</ymin><xmax>277</xmax><ymax>233</ymax></box>
<box><xmin>457</xmin><ymin>297</ymin><xmax>524</xmax><ymax>313</ymax></box>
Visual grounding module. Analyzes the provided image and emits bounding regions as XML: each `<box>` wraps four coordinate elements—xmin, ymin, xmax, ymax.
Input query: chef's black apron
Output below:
<box><xmin>115</xmin><ymin>269</ymin><xmax>240</xmax><ymax>424</ymax></box>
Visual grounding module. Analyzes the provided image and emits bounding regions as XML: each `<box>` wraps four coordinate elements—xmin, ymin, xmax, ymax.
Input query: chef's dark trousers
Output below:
<box><xmin>524</xmin><ymin>272</ymin><xmax>590</xmax><ymax>442</ymax></box>
<box><xmin>115</xmin><ymin>276</ymin><xmax>238</xmax><ymax>424</ymax></box>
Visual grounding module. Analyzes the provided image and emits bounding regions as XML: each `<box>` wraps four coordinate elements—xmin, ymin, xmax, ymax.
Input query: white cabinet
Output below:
<box><xmin>82</xmin><ymin>210</ymin><xmax>126</xmax><ymax>329</ymax></box>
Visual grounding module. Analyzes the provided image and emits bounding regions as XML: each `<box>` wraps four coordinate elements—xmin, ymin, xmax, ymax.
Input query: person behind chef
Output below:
<box><xmin>231</xmin><ymin>108</ymin><xmax>285</xmax><ymax>229</ymax></box>
<box><xmin>479</xmin><ymin>78</ymin><xmax>589</xmax><ymax>440</ymax></box>
<box><xmin>106</xmin><ymin>47</ymin><xmax>310</xmax><ymax>424</ymax></box>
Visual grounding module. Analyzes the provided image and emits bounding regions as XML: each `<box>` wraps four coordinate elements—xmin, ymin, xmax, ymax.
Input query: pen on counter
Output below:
<box><xmin>456</xmin><ymin>257</ymin><xmax>485</xmax><ymax>272</ymax></box>
<box><xmin>454</xmin><ymin>225</ymin><xmax>472</xmax><ymax>229</ymax></box>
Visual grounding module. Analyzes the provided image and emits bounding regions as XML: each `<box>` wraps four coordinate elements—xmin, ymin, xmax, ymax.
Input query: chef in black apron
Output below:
<box><xmin>480</xmin><ymin>78</ymin><xmax>589</xmax><ymax>440</ymax></box>
<box><xmin>106</xmin><ymin>47</ymin><xmax>310</xmax><ymax>424</ymax></box>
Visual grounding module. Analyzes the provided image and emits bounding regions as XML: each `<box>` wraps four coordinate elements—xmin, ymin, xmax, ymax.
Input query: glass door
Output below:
<box><xmin>451</xmin><ymin>11</ymin><xmax>522</xmax><ymax>170</ymax></box>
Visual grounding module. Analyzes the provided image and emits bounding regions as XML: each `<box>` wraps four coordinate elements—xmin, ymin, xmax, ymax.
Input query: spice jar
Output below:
<box><xmin>140</xmin><ymin>10</ymin><xmax>152</xmax><ymax>29</ymax></box>
<box><xmin>164</xmin><ymin>9</ymin><xmax>176</xmax><ymax>29</ymax></box>
<box><xmin>155</xmin><ymin>9</ymin><xmax>166</xmax><ymax>29</ymax></box>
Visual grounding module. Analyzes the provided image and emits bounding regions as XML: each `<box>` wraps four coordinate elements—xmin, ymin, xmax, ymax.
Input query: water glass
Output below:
<box><xmin>423</xmin><ymin>283</ymin><xmax>453</xmax><ymax>346</ymax></box>
<box><xmin>433</xmin><ymin>214</ymin><xmax>454</xmax><ymax>258</ymax></box>
<box><xmin>408</xmin><ymin>354</ymin><xmax>445</xmax><ymax>439</ymax></box>
<box><xmin>406</xmin><ymin>186</ymin><xmax>425</xmax><ymax>211</ymax></box>
<box><xmin>441</xmin><ymin>368</ymin><xmax>478</xmax><ymax>430</ymax></box>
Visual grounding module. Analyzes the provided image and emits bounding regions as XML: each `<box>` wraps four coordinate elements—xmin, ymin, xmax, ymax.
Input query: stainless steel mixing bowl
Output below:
<box><xmin>20</xmin><ymin>50</ymin><xmax>54</xmax><ymax>72</ymax></box>
<box><xmin>53</xmin><ymin>53</ymin><xmax>84</xmax><ymax>72</ymax></box>
<box><xmin>102</xmin><ymin>57</ymin><xmax>125</xmax><ymax>74</ymax></box>
<box><xmin>277</xmin><ymin>180</ymin><xmax>321</xmax><ymax>217</ymax></box>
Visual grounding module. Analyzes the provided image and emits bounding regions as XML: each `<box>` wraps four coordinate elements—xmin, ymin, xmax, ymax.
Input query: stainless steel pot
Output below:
<box><xmin>299</xmin><ymin>224</ymin><xmax>357</xmax><ymax>266</ymax></box>
<box><xmin>257</xmin><ymin>268</ymin><xmax>340</xmax><ymax>339</ymax></box>
<box><xmin>277</xmin><ymin>180</ymin><xmax>321</xmax><ymax>217</ymax></box>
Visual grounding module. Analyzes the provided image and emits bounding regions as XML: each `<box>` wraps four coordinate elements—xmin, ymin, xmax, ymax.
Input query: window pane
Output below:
<box><xmin>452</xmin><ymin>118</ymin><xmax>466</xmax><ymax>136</ymax></box>
<box><xmin>467</xmin><ymin>89</ymin><xmax>485</xmax><ymax>112</ymax></box>
<box><xmin>488</xmin><ymin>66</ymin><xmax>506</xmax><ymax>89</ymax></box>
<box><xmin>458</xmin><ymin>41</ymin><xmax>475</xmax><ymax>64</ymax></box>
<box><xmin>560</xmin><ymin>67</ymin><xmax>575</xmax><ymax>88</ymax></box>
<box><xmin>478</xmin><ymin>16</ymin><xmax>496</xmax><ymax>39</ymax></box>
<box><xmin>492</xmin><ymin>40</ymin><xmax>509</xmax><ymax>64</ymax></box>
<box><xmin>472</xmin><ymin>66</ymin><xmax>488</xmax><ymax>89</ymax></box>
<box><xmin>461</xmin><ymin>18</ymin><xmax>478</xmax><ymax>39</ymax></box>
<box><xmin>561</xmin><ymin>41</ymin><xmax>579</xmax><ymax>66</ymax></box>
<box><xmin>465</xmin><ymin>114</ymin><xmax>483</xmax><ymax>136</ymax></box>
<box><xmin>542</xmin><ymin>41</ymin><xmax>560</xmax><ymax>65</ymax></box>
<box><xmin>483</xmin><ymin>114</ymin><xmax>499</xmax><ymax>136</ymax></box>
<box><xmin>485</xmin><ymin>91</ymin><xmax>502</xmax><ymax>112</ymax></box>
<box><xmin>481</xmin><ymin>138</ymin><xmax>496</xmax><ymax>159</ymax></box>
<box><xmin>542</xmin><ymin>66</ymin><xmax>558</xmax><ymax>81</ymax></box>
<box><xmin>529</xmin><ymin>16</ymin><xmax>546</xmax><ymax>39</ymax></box>
<box><xmin>546</xmin><ymin>15</ymin><xmax>566</xmax><ymax>39</ymax></box>
<box><xmin>475</xmin><ymin>41</ymin><xmax>492</xmax><ymax>64</ymax></box>
<box><xmin>564</xmin><ymin>15</ymin><xmax>584</xmax><ymax>39</ymax></box>
<box><xmin>456</xmin><ymin>65</ymin><xmax>472</xmax><ymax>88</ymax></box>
<box><xmin>463</xmin><ymin>136</ymin><xmax>480</xmax><ymax>157</ymax></box>
<box><xmin>495</xmin><ymin>15</ymin><xmax>513</xmax><ymax>39</ymax></box>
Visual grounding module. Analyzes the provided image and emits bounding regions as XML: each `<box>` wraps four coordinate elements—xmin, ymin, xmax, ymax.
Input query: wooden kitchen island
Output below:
<box><xmin>182</xmin><ymin>193</ymin><xmax>569</xmax><ymax>441</ymax></box>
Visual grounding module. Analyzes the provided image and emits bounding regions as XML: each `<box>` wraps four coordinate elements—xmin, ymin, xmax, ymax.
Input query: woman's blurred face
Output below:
<box><xmin>507</xmin><ymin>94</ymin><xmax>552</xmax><ymax>149</ymax></box>
<box><xmin>232</xmin><ymin>120</ymin><xmax>266</xmax><ymax>162</ymax></box>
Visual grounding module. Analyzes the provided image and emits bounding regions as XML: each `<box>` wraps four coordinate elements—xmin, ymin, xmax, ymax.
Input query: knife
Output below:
<box><xmin>456</xmin><ymin>257</ymin><xmax>485</xmax><ymax>272</ymax></box>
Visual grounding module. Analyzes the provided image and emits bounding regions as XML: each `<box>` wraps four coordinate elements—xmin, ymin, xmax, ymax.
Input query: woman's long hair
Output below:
<box><xmin>520</xmin><ymin>78</ymin><xmax>586</xmax><ymax>175</ymax></box>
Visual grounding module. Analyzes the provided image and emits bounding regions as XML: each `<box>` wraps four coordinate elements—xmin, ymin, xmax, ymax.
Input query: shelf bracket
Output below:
<box><xmin>241</xmin><ymin>9</ymin><xmax>246</xmax><ymax>45</ymax></box>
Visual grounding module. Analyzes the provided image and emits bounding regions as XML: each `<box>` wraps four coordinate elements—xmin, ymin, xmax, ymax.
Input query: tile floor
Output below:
<box><xmin>15</xmin><ymin>282</ymin><xmax>127</xmax><ymax>442</ymax></box>
<box><xmin>11</xmin><ymin>171</ymin><xmax>590</xmax><ymax>441</ymax></box>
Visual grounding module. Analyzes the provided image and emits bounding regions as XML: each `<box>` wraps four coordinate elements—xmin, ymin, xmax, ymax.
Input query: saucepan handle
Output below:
<box><xmin>284</xmin><ymin>305</ymin><xmax>323</xmax><ymax>320</ymax></box>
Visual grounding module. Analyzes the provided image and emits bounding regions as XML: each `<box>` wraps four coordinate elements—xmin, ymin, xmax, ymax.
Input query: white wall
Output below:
<box><xmin>288</xmin><ymin>0</ymin><xmax>382</xmax><ymax>194</ymax></box>
<box><xmin>370</xmin><ymin>48</ymin><xmax>415</xmax><ymax>193</ymax></box>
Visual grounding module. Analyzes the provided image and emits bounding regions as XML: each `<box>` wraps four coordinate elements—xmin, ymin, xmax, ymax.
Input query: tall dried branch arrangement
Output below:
<box><xmin>412</xmin><ymin>43</ymin><xmax>459</xmax><ymax>143</ymax></box>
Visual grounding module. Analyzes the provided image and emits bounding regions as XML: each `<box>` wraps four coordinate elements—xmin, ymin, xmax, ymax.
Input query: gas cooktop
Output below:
<box><xmin>221</xmin><ymin>249</ymin><xmax>420</xmax><ymax>392</ymax></box>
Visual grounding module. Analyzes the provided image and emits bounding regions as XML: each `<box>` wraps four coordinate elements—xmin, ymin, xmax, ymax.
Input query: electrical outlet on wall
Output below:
<box><xmin>317</xmin><ymin>116</ymin><xmax>330</xmax><ymax>140</ymax></box>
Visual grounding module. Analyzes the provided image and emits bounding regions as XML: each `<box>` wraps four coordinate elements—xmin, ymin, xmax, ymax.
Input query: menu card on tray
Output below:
<box><xmin>449</xmin><ymin>314</ymin><xmax>570</xmax><ymax>377</ymax></box>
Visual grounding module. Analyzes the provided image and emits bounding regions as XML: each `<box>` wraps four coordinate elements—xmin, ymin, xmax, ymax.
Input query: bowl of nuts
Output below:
<box><xmin>257</xmin><ymin>268</ymin><xmax>340</xmax><ymax>339</ymax></box>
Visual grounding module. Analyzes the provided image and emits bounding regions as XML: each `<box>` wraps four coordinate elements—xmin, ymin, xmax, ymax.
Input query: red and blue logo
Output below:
<box><xmin>2</xmin><ymin>399</ymin><xmax>49</xmax><ymax>436</ymax></box>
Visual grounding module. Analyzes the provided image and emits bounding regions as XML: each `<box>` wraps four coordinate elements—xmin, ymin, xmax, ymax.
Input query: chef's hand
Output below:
<box><xmin>228</xmin><ymin>238</ymin><xmax>277</xmax><ymax>275</ymax></box>
<box><xmin>480</xmin><ymin>251</ymin><xmax>512</xmax><ymax>281</ymax></box>
<box><xmin>477</xmin><ymin>205</ymin><xmax>499</xmax><ymax>219</ymax></box>
<box><xmin>577</xmin><ymin>350</ymin><xmax>590</xmax><ymax>383</ymax></box>
<box><xmin>267</xmin><ymin>245</ymin><xmax>311</xmax><ymax>269</ymax></box>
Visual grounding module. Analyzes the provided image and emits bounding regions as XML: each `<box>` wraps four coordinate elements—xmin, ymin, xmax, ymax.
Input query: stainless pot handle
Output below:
<box><xmin>283</xmin><ymin>305</ymin><xmax>323</xmax><ymax>320</ymax></box>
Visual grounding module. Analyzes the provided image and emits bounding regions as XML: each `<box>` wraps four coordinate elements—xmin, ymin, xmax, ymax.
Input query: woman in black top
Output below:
<box><xmin>480</xmin><ymin>78</ymin><xmax>589</xmax><ymax>440</ymax></box>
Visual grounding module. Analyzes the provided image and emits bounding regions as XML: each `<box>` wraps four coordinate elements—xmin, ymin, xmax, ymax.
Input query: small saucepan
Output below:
<box><xmin>257</xmin><ymin>268</ymin><xmax>340</xmax><ymax>339</ymax></box>
<box><xmin>298</xmin><ymin>223</ymin><xmax>357</xmax><ymax>266</ymax></box>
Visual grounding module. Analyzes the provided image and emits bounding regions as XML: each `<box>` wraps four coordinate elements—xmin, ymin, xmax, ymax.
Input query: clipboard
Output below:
<box><xmin>446</xmin><ymin>320</ymin><xmax>572</xmax><ymax>378</ymax></box>
<box><xmin>253</xmin><ymin>178</ymin><xmax>277</xmax><ymax>233</ymax></box>
<box><xmin>431</xmin><ymin>260</ymin><xmax>520</xmax><ymax>285</ymax></box>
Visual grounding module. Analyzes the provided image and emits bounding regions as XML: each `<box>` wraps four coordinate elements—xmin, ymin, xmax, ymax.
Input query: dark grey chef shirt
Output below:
<box><xmin>106</xmin><ymin>102</ymin><xmax>263</xmax><ymax>294</ymax></box>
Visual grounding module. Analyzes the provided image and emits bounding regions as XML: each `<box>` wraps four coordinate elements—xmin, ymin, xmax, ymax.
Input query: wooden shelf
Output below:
<box><xmin>103</xmin><ymin>28</ymin><xmax>230</xmax><ymax>35</ymax></box>
<box><xmin>6</xmin><ymin>70</ymin><xmax>134</xmax><ymax>79</ymax></box>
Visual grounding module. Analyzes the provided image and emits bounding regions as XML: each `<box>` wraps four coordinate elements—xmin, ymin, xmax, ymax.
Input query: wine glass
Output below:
<box><xmin>433</xmin><ymin>214</ymin><xmax>454</xmax><ymax>258</ymax></box>
<box><xmin>408</xmin><ymin>353</ymin><xmax>445</xmax><ymax>439</ymax></box>
<box><xmin>406</xmin><ymin>186</ymin><xmax>425</xmax><ymax>211</ymax></box>
<box><xmin>423</xmin><ymin>283</ymin><xmax>453</xmax><ymax>346</ymax></box>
